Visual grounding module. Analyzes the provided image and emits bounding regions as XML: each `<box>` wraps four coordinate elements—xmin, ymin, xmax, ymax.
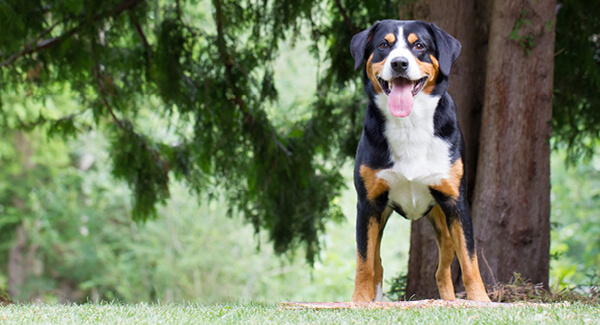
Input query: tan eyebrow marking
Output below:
<box><xmin>408</xmin><ymin>33</ymin><xmax>418</xmax><ymax>44</ymax></box>
<box><xmin>384</xmin><ymin>33</ymin><xmax>396</xmax><ymax>43</ymax></box>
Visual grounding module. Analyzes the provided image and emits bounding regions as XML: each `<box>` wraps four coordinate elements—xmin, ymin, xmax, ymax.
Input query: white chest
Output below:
<box><xmin>374</xmin><ymin>93</ymin><xmax>451</xmax><ymax>220</ymax></box>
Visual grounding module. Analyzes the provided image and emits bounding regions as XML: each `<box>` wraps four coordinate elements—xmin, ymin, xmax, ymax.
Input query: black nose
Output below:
<box><xmin>390</xmin><ymin>57</ymin><xmax>409</xmax><ymax>73</ymax></box>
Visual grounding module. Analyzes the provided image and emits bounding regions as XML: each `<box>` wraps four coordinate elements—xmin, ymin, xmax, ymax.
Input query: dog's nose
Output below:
<box><xmin>390</xmin><ymin>57</ymin><xmax>409</xmax><ymax>73</ymax></box>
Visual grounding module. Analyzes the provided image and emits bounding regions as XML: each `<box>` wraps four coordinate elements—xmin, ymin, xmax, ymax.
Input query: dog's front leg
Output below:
<box><xmin>352</xmin><ymin>204</ymin><xmax>390</xmax><ymax>302</ymax></box>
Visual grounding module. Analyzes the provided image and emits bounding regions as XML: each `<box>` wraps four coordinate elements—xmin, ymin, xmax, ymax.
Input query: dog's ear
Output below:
<box><xmin>429</xmin><ymin>23</ymin><xmax>461</xmax><ymax>77</ymax></box>
<box><xmin>350</xmin><ymin>21</ymin><xmax>380</xmax><ymax>70</ymax></box>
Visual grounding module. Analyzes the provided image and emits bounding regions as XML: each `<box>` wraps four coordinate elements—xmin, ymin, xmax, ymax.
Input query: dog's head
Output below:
<box><xmin>351</xmin><ymin>20</ymin><xmax>461</xmax><ymax>117</ymax></box>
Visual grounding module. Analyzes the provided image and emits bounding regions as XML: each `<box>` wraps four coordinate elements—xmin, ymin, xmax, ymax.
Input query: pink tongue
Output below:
<box><xmin>388</xmin><ymin>78</ymin><xmax>413</xmax><ymax>117</ymax></box>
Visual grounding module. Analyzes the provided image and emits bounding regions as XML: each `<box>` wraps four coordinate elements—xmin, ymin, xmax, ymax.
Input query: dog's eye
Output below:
<box><xmin>379</xmin><ymin>42</ymin><xmax>389</xmax><ymax>49</ymax></box>
<box><xmin>414</xmin><ymin>43</ymin><xmax>425</xmax><ymax>50</ymax></box>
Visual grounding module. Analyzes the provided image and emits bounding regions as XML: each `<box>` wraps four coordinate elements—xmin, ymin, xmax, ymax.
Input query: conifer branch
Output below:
<box><xmin>333</xmin><ymin>0</ymin><xmax>358</xmax><ymax>34</ymax></box>
<box><xmin>0</xmin><ymin>0</ymin><xmax>144</xmax><ymax>69</ymax></box>
<box><xmin>93</xmin><ymin>66</ymin><xmax>127</xmax><ymax>132</ymax></box>
<box><xmin>213</xmin><ymin>0</ymin><xmax>255</xmax><ymax>126</ymax></box>
<box><xmin>129</xmin><ymin>10</ymin><xmax>151</xmax><ymax>51</ymax></box>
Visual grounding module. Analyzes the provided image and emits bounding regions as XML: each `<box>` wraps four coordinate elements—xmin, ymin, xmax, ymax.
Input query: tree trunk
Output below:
<box><xmin>7</xmin><ymin>131</ymin><xmax>43</xmax><ymax>300</ymax></box>
<box><xmin>8</xmin><ymin>225</ymin><xmax>27</xmax><ymax>298</ymax></box>
<box><xmin>472</xmin><ymin>0</ymin><xmax>555</xmax><ymax>287</ymax></box>
<box><xmin>403</xmin><ymin>0</ymin><xmax>554</xmax><ymax>298</ymax></box>
<box><xmin>402</xmin><ymin>0</ymin><xmax>491</xmax><ymax>299</ymax></box>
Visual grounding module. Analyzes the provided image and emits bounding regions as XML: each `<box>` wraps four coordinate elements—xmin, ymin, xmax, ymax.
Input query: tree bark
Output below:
<box><xmin>8</xmin><ymin>225</ymin><xmax>27</xmax><ymax>298</ymax></box>
<box><xmin>7</xmin><ymin>132</ymin><xmax>43</xmax><ymax>300</ymax></box>
<box><xmin>472</xmin><ymin>0</ymin><xmax>555</xmax><ymax>287</ymax></box>
<box><xmin>403</xmin><ymin>0</ymin><xmax>554</xmax><ymax>298</ymax></box>
<box><xmin>403</xmin><ymin>0</ymin><xmax>491</xmax><ymax>299</ymax></box>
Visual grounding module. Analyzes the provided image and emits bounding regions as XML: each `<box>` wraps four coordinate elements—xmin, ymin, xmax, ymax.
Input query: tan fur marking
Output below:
<box><xmin>375</xmin><ymin>210</ymin><xmax>391</xmax><ymax>292</ymax></box>
<box><xmin>360</xmin><ymin>165</ymin><xmax>390</xmax><ymax>201</ymax></box>
<box><xmin>449</xmin><ymin>221</ymin><xmax>491</xmax><ymax>302</ymax></box>
<box><xmin>430</xmin><ymin>158</ymin><xmax>463</xmax><ymax>199</ymax></box>
<box><xmin>384</xmin><ymin>33</ymin><xmax>396</xmax><ymax>44</ymax></box>
<box><xmin>407</xmin><ymin>33</ymin><xmax>418</xmax><ymax>44</ymax></box>
<box><xmin>428</xmin><ymin>206</ymin><xmax>456</xmax><ymax>300</ymax></box>
<box><xmin>366</xmin><ymin>54</ymin><xmax>386</xmax><ymax>94</ymax></box>
<box><xmin>415</xmin><ymin>55</ymin><xmax>440</xmax><ymax>95</ymax></box>
<box><xmin>352</xmin><ymin>217</ymin><xmax>383</xmax><ymax>302</ymax></box>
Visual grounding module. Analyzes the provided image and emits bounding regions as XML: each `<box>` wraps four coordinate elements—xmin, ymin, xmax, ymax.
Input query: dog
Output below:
<box><xmin>350</xmin><ymin>20</ymin><xmax>490</xmax><ymax>302</ymax></box>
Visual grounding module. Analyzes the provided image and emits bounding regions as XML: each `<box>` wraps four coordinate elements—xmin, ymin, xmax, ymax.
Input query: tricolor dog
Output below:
<box><xmin>350</xmin><ymin>20</ymin><xmax>490</xmax><ymax>302</ymax></box>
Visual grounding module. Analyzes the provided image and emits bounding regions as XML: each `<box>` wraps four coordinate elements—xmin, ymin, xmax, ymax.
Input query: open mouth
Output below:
<box><xmin>377</xmin><ymin>76</ymin><xmax>427</xmax><ymax>97</ymax></box>
<box><xmin>376</xmin><ymin>75</ymin><xmax>428</xmax><ymax>117</ymax></box>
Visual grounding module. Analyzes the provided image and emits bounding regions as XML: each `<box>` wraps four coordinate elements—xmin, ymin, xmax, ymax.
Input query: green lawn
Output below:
<box><xmin>1</xmin><ymin>302</ymin><xmax>599</xmax><ymax>324</ymax></box>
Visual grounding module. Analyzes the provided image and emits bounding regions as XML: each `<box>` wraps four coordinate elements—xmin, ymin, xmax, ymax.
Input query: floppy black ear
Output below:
<box><xmin>350</xmin><ymin>21</ymin><xmax>380</xmax><ymax>70</ymax></box>
<box><xmin>429</xmin><ymin>23</ymin><xmax>462</xmax><ymax>77</ymax></box>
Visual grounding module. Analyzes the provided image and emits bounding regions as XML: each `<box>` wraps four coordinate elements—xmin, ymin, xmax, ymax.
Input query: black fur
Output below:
<box><xmin>351</xmin><ymin>20</ymin><xmax>474</xmax><ymax>261</ymax></box>
<box><xmin>350</xmin><ymin>21</ymin><xmax>381</xmax><ymax>70</ymax></box>
<box><xmin>429</xmin><ymin>23</ymin><xmax>462</xmax><ymax>77</ymax></box>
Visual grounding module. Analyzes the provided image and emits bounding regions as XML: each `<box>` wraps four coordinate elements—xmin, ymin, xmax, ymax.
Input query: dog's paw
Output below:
<box><xmin>351</xmin><ymin>292</ymin><xmax>375</xmax><ymax>303</ymax></box>
<box><xmin>468</xmin><ymin>293</ymin><xmax>491</xmax><ymax>302</ymax></box>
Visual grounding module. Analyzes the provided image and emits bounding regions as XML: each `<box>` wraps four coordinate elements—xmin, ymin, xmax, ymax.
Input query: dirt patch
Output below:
<box><xmin>279</xmin><ymin>299</ymin><xmax>549</xmax><ymax>310</ymax></box>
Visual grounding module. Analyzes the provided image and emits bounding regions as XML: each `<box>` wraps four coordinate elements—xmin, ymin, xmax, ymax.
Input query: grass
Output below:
<box><xmin>1</xmin><ymin>302</ymin><xmax>599</xmax><ymax>324</ymax></box>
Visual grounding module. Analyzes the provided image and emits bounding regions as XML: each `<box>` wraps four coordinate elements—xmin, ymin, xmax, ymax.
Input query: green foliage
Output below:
<box><xmin>550</xmin><ymin>151</ymin><xmax>600</xmax><ymax>288</ymax></box>
<box><xmin>4</xmin><ymin>132</ymin><xmax>359</xmax><ymax>303</ymax></box>
<box><xmin>0</xmin><ymin>123</ymin><xmax>73</xmax><ymax>288</ymax></box>
<box><xmin>0</xmin><ymin>92</ymin><xmax>365</xmax><ymax>302</ymax></box>
<box><xmin>553</xmin><ymin>1</ymin><xmax>600</xmax><ymax>163</ymax></box>
<box><xmin>110</xmin><ymin>122</ymin><xmax>170</xmax><ymax>220</ymax></box>
<box><xmin>385</xmin><ymin>272</ymin><xmax>408</xmax><ymax>301</ymax></box>
<box><xmin>509</xmin><ymin>10</ymin><xmax>535</xmax><ymax>55</ymax></box>
<box><xmin>0</xmin><ymin>0</ymin><xmax>397</xmax><ymax>263</ymax></box>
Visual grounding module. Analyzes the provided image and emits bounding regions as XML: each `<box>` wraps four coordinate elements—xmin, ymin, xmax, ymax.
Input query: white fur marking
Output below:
<box><xmin>376</xmin><ymin>282</ymin><xmax>383</xmax><ymax>301</ymax></box>
<box><xmin>375</xmin><ymin>92</ymin><xmax>451</xmax><ymax>220</ymax></box>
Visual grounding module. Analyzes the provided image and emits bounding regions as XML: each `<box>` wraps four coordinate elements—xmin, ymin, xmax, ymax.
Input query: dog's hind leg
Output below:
<box><xmin>430</xmin><ymin>159</ymin><xmax>490</xmax><ymax>302</ymax></box>
<box><xmin>435</xmin><ymin>195</ymin><xmax>490</xmax><ymax>302</ymax></box>
<box><xmin>427</xmin><ymin>205</ymin><xmax>457</xmax><ymax>300</ymax></box>
<box><xmin>447</xmin><ymin>213</ymin><xmax>490</xmax><ymax>302</ymax></box>
<box><xmin>352</xmin><ymin>205</ymin><xmax>391</xmax><ymax>302</ymax></box>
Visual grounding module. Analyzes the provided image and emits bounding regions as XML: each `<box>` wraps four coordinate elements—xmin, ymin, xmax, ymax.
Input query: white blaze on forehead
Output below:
<box><xmin>394</xmin><ymin>26</ymin><xmax>408</xmax><ymax>50</ymax></box>
<box><xmin>380</xmin><ymin>26</ymin><xmax>424</xmax><ymax>81</ymax></box>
